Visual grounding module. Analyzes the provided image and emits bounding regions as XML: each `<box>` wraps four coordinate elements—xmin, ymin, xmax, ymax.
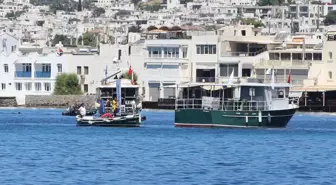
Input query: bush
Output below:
<box><xmin>54</xmin><ymin>73</ymin><xmax>83</xmax><ymax>95</ymax></box>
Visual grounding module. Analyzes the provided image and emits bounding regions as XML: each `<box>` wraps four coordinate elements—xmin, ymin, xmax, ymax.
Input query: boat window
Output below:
<box><xmin>278</xmin><ymin>90</ymin><xmax>284</xmax><ymax>98</ymax></box>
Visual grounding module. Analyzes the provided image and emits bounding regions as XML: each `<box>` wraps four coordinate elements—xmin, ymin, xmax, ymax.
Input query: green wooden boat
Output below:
<box><xmin>173</xmin><ymin>78</ymin><xmax>298</xmax><ymax>128</ymax></box>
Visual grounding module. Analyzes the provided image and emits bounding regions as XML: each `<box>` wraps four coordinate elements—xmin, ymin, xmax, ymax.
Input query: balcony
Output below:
<box><xmin>35</xmin><ymin>71</ymin><xmax>51</xmax><ymax>78</ymax></box>
<box><xmin>15</xmin><ymin>71</ymin><xmax>32</xmax><ymax>78</ymax></box>
<box><xmin>254</xmin><ymin>60</ymin><xmax>310</xmax><ymax>69</ymax></box>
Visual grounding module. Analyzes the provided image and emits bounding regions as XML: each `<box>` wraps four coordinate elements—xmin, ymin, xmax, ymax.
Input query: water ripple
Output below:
<box><xmin>0</xmin><ymin>109</ymin><xmax>336</xmax><ymax>184</ymax></box>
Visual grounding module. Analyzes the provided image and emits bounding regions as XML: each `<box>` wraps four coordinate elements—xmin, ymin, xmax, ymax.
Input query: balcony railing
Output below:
<box><xmin>15</xmin><ymin>71</ymin><xmax>32</xmax><ymax>78</ymax></box>
<box><xmin>35</xmin><ymin>71</ymin><xmax>51</xmax><ymax>78</ymax></box>
<box><xmin>254</xmin><ymin>60</ymin><xmax>310</xmax><ymax>69</ymax></box>
<box><xmin>221</xmin><ymin>48</ymin><xmax>267</xmax><ymax>57</ymax></box>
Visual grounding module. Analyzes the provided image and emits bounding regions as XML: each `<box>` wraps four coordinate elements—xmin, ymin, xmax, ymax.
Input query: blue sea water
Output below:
<box><xmin>0</xmin><ymin>109</ymin><xmax>336</xmax><ymax>185</ymax></box>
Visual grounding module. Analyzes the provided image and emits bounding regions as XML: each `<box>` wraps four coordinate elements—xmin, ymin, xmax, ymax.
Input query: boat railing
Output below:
<box><xmin>175</xmin><ymin>98</ymin><xmax>270</xmax><ymax>111</ymax></box>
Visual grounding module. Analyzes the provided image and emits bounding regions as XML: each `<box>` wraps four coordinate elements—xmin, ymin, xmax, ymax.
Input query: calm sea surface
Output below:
<box><xmin>0</xmin><ymin>108</ymin><xmax>336</xmax><ymax>185</ymax></box>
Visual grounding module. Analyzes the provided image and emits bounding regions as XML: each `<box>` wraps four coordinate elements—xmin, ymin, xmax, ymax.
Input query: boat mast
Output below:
<box><xmin>221</xmin><ymin>86</ymin><xmax>225</xmax><ymax>110</ymax></box>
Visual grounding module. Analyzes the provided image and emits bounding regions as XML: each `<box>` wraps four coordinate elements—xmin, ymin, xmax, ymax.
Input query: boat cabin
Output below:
<box><xmin>97</xmin><ymin>79</ymin><xmax>140</xmax><ymax>115</ymax></box>
<box><xmin>174</xmin><ymin>78</ymin><xmax>292</xmax><ymax>111</ymax></box>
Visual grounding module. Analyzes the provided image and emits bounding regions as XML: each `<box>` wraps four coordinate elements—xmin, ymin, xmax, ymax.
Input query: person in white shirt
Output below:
<box><xmin>78</xmin><ymin>103</ymin><xmax>86</xmax><ymax>118</ymax></box>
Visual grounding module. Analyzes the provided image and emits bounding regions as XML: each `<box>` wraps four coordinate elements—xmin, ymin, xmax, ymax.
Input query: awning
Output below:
<box><xmin>291</xmin><ymin>86</ymin><xmax>336</xmax><ymax>92</ymax></box>
<box><xmin>34</xmin><ymin>59</ymin><xmax>51</xmax><ymax>64</ymax></box>
<box><xmin>242</xmin><ymin>63</ymin><xmax>253</xmax><ymax>68</ymax></box>
<box><xmin>196</xmin><ymin>64</ymin><xmax>215</xmax><ymax>70</ymax></box>
<box><xmin>289</xmin><ymin>91</ymin><xmax>303</xmax><ymax>98</ymax></box>
<box><xmin>202</xmin><ymin>86</ymin><xmax>223</xmax><ymax>90</ymax></box>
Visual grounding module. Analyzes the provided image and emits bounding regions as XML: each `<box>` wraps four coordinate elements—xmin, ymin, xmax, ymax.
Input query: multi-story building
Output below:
<box><xmin>0</xmin><ymin>33</ymin><xmax>67</xmax><ymax>104</ymax></box>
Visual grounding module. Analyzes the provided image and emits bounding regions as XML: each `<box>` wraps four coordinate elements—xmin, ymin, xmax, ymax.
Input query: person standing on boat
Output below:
<box><xmin>78</xmin><ymin>103</ymin><xmax>86</xmax><ymax>118</ymax></box>
<box><xmin>112</xmin><ymin>97</ymin><xmax>118</xmax><ymax>116</ymax></box>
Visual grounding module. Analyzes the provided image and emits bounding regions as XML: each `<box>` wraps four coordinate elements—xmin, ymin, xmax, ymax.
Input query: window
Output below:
<box><xmin>42</xmin><ymin>64</ymin><xmax>51</xmax><ymax>72</ymax></box>
<box><xmin>196</xmin><ymin>45</ymin><xmax>216</xmax><ymax>54</ymax></box>
<box><xmin>163</xmin><ymin>47</ymin><xmax>179</xmax><ymax>58</ymax></box>
<box><xmin>313</xmin><ymin>53</ymin><xmax>322</xmax><ymax>60</ymax></box>
<box><xmin>77</xmin><ymin>66</ymin><xmax>82</xmax><ymax>74</ymax></box>
<box><xmin>35</xmin><ymin>82</ymin><xmax>41</xmax><ymax>91</ymax></box>
<box><xmin>241</xmin><ymin>30</ymin><xmax>246</xmax><ymax>36</ymax></box>
<box><xmin>329</xmin><ymin>52</ymin><xmax>333</xmax><ymax>60</ymax></box>
<box><xmin>84</xmin><ymin>66</ymin><xmax>89</xmax><ymax>75</ymax></box>
<box><xmin>11</xmin><ymin>45</ymin><xmax>16</xmax><ymax>52</ymax></box>
<box><xmin>204</xmin><ymin>45</ymin><xmax>209</xmax><ymax>54</ymax></box>
<box><xmin>118</xmin><ymin>49</ymin><xmax>121</xmax><ymax>60</ymax></box>
<box><xmin>1</xmin><ymin>83</ymin><xmax>6</xmax><ymax>90</ymax></box>
<box><xmin>182</xmin><ymin>47</ymin><xmax>188</xmax><ymax>58</ymax></box>
<box><xmin>4</xmin><ymin>64</ymin><xmax>8</xmax><ymax>73</ymax></box>
<box><xmin>219</xmin><ymin>64</ymin><xmax>239</xmax><ymax>77</ymax></box>
<box><xmin>22</xmin><ymin>63</ymin><xmax>31</xmax><ymax>72</ymax></box>
<box><xmin>25</xmin><ymin>82</ymin><xmax>32</xmax><ymax>91</ymax></box>
<box><xmin>84</xmin><ymin>84</ymin><xmax>88</xmax><ymax>93</ymax></box>
<box><xmin>57</xmin><ymin>64</ymin><xmax>62</xmax><ymax>73</ymax></box>
<box><xmin>44</xmin><ymin>82</ymin><xmax>51</xmax><ymax>91</ymax></box>
<box><xmin>148</xmin><ymin>47</ymin><xmax>161</xmax><ymax>58</ymax></box>
<box><xmin>329</xmin><ymin>71</ymin><xmax>333</xmax><ymax>79</ymax></box>
<box><xmin>15</xmin><ymin>82</ymin><xmax>22</xmax><ymax>91</ymax></box>
<box><xmin>196</xmin><ymin>45</ymin><xmax>201</xmax><ymax>54</ymax></box>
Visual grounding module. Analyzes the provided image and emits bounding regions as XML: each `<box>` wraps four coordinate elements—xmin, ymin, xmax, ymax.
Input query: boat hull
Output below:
<box><xmin>76</xmin><ymin>115</ymin><xmax>145</xmax><ymax>127</ymax></box>
<box><xmin>174</xmin><ymin>108</ymin><xmax>297</xmax><ymax>128</ymax></box>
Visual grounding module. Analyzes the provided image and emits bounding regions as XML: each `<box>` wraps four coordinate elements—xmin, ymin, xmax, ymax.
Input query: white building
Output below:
<box><xmin>1</xmin><ymin>33</ymin><xmax>67</xmax><ymax>104</ymax></box>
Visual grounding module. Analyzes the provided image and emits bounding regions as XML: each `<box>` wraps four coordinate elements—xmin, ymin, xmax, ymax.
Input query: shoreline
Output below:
<box><xmin>1</xmin><ymin>106</ymin><xmax>336</xmax><ymax>115</ymax></box>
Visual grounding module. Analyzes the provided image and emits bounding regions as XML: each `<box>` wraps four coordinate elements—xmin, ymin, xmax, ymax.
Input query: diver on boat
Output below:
<box><xmin>78</xmin><ymin>103</ymin><xmax>86</xmax><ymax>118</ymax></box>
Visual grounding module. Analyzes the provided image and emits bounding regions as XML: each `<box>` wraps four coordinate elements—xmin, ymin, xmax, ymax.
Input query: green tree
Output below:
<box><xmin>5</xmin><ymin>11</ymin><xmax>24</xmax><ymax>20</ymax></box>
<box><xmin>23</xmin><ymin>5</ymin><xmax>29</xmax><ymax>12</ymax></box>
<box><xmin>29</xmin><ymin>0</ymin><xmax>39</xmax><ymax>5</ymax></box>
<box><xmin>129</xmin><ymin>25</ymin><xmax>141</xmax><ymax>33</ymax></box>
<box><xmin>324</xmin><ymin>10</ymin><xmax>336</xmax><ymax>25</ymax></box>
<box><xmin>54</xmin><ymin>73</ymin><xmax>82</xmax><ymax>95</ymax></box>
<box><xmin>121</xmin><ymin>72</ymin><xmax>138</xmax><ymax>85</ymax></box>
<box><xmin>52</xmin><ymin>34</ymin><xmax>71</xmax><ymax>46</ymax></box>
<box><xmin>82</xmin><ymin>0</ymin><xmax>95</xmax><ymax>10</ymax></box>
<box><xmin>240</xmin><ymin>18</ymin><xmax>265</xmax><ymax>28</ymax></box>
<box><xmin>132</xmin><ymin>0</ymin><xmax>141</xmax><ymax>5</ymax></box>
<box><xmin>138</xmin><ymin>0</ymin><xmax>161</xmax><ymax>12</ymax></box>
<box><xmin>92</xmin><ymin>7</ymin><xmax>105</xmax><ymax>17</ymax></box>
<box><xmin>78</xmin><ymin>0</ymin><xmax>82</xmax><ymax>11</ymax></box>
<box><xmin>78</xmin><ymin>32</ymin><xmax>97</xmax><ymax>47</ymax></box>
<box><xmin>48</xmin><ymin>0</ymin><xmax>78</xmax><ymax>14</ymax></box>
<box><xmin>257</xmin><ymin>0</ymin><xmax>285</xmax><ymax>6</ymax></box>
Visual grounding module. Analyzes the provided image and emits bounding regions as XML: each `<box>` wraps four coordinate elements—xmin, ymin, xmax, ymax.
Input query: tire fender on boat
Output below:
<box><xmin>103</xmin><ymin>119</ymin><xmax>111</xmax><ymax>122</ymax></box>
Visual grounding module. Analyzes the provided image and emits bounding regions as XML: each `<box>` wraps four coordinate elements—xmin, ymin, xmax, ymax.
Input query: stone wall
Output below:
<box><xmin>25</xmin><ymin>95</ymin><xmax>97</xmax><ymax>108</ymax></box>
<box><xmin>0</xmin><ymin>97</ymin><xmax>18</xmax><ymax>107</ymax></box>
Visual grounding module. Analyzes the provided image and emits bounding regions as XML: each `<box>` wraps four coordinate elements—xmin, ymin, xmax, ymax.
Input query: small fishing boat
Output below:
<box><xmin>76</xmin><ymin>114</ymin><xmax>146</xmax><ymax>127</ymax></box>
<box><xmin>76</xmin><ymin>69</ymin><xmax>145</xmax><ymax>127</ymax></box>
